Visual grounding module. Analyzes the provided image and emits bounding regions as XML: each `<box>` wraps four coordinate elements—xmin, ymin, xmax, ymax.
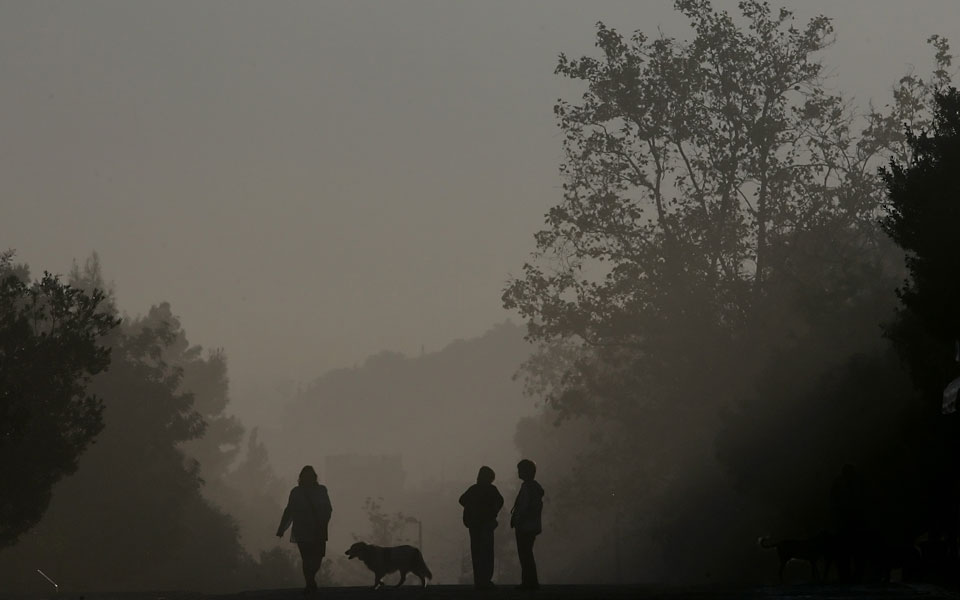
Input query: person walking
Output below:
<box><xmin>277</xmin><ymin>465</ymin><xmax>333</xmax><ymax>594</ymax></box>
<box><xmin>459</xmin><ymin>466</ymin><xmax>505</xmax><ymax>590</ymax></box>
<box><xmin>510</xmin><ymin>459</ymin><xmax>544</xmax><ymax>591</ymax></box>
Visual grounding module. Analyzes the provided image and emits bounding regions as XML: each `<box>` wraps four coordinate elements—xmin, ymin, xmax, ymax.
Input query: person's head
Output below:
<box><xmin>477</xmin><ymin>465</ymin><xmax>495</xmax><ymax>484</ymax></box>
<box><xmin>299</xmin><ymin>465</ymin><xmax>319</xmax><ymax>486</ymax></box>
<box><xmin>517</xmin><ymin>459</ymin><xmax>536</xmax><ymax>481</ymax></box>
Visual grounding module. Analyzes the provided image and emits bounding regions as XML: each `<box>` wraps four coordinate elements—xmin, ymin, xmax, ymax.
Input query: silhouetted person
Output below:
<box><xmin>460</xmin><ymin>466</ymin><xmax>505</xmax><ymax>590</ymax></box>
<box><xmin>510</xmin><ymin>459</ymin><xmax>544</xmax><ymax>591</ymax></box>
<box><xmin>277</xmin><ymin>465</ymin><xmax>333</xmax><ymax>594</ymax></box>
<box><xmin>831</xmin><ymin>463</ymin><xmax>867</xmax><ymax>583</ymax></box>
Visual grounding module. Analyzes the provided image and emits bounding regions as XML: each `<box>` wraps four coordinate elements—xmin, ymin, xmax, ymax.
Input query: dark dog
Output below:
<box><xmin>345</xmin><ymin>541</ymin><xmax>433</xmax><ymax>588</ymax></box>
<box><xmin>759</xmin><ymin>532</ymin><xmax>836</xmax><ymax>582</ymax></box>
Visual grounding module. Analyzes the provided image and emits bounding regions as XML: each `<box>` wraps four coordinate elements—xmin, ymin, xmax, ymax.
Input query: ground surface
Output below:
<box><xmin>6</xmin><ymin>584</ymin><xmax>958</xmax><ymax>600</ymax></box>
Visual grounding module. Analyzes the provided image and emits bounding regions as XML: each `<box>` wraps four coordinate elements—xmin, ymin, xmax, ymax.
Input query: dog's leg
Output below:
<box><xmin>373</xmin><ymin>573</ymin><xmax>383</xmax><ymax>590</ymax></box>
<box><xmin>779</xmin><ymin>559</ymin><xmax>787</xmax><ymax>583</ymax></box>
<box><xmin>419</xmin><ymin>573</ymin><xmax>426</xmax><ymax>588</ymax></box>
<box><xmin>811</xmin><ymin>560</ymin><xmax>820</xmax><ymax>582</ymax></box>
<box><xmin>396</xmin><ymin>571</ymin><xmax>407</xmax><ymax>587</ymax></box>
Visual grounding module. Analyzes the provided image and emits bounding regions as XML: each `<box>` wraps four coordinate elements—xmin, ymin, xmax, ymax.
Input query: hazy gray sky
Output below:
<box><xmin>3</xmin><ymin>1</ymin><xmax>958</xmax><ymax>420</ymax></box>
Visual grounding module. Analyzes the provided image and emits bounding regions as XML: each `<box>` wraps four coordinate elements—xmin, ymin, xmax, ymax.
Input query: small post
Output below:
<box><xmin>615</xmin><ymin>511</ymin><xmax>622</xmax><ymax>584</ymax></box>
<box><xmin>405</xmin><ymin>515</ymin><xmax>423</xmax><ymax>552</ymax></box>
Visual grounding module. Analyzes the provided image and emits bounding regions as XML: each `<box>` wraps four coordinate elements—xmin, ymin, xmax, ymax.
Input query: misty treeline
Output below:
<box><xmin>273</xmin><ymin>321</ymin><xmax>535</xmax><ymax>585</ymax></box>
<box><xmin>1</xmin><ymin>243</ymin><xmax>534</xmax><ymax>591</ymax></box>
<box><xmin>0</xmin><ymin>254</ymin><xmax>301</xmax><ymax>592</ymax></box>
<box><xmin>4</xmin><ymin>0</ymin><xmax>960</xmax><ymax>592</ymax></box>
<box><xmin>503</xmin><ymin>0</ymin><xmax>958</xmax><ymax>584</ymax></box>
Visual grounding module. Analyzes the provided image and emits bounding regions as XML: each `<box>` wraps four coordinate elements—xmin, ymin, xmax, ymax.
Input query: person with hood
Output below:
<box><xmin>459</xmin><ymin>465</ymin><xmax>505</xmax><ymax>590</ymax></box>
<box><xmin>510</xmin><ymin>459</ymin><xmax>544</xmax><ymax>591</ymax></box>
<box><xmin>277</xmin><ymin>465</ymin><xmax>333</xmax><ymax>594</ymax></box>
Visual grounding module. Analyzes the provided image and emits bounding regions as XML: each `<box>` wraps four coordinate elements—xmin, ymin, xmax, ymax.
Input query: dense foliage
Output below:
<box><xmin>0</xmin><ymin>256</ymin><xmax>297</xmax><ymax>592</ymax></box>
<box><xmin>0</xmin><ymin>252</ymin><xmax>120</xmax><ymax>547</ymax></box>
<box><xmin>879</xmin><ymin>88</ymin><xmax>960</xmax><ymax>550</ymax></box>
<box><xmin>504</xmin><ymin>0</ymin><xmax>954</xmax><ymax>582</ymax></box>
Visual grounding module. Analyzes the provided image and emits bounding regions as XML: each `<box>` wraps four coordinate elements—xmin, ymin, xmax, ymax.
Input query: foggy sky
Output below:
<box><xmin>2</xmin><ymin>0</ymin><xmax>958</xmax><ymax>423</ymax></box>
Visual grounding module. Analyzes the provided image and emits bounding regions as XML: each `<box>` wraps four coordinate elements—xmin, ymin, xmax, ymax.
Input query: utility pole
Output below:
<box><xmin>406</xmin><ymin>516</ymin><xmax>423</xmax><ymax>552</ymax></box>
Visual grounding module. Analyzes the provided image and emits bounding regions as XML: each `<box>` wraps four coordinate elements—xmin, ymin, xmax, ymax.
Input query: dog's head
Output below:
<box><xmin>345</xmin><ymin>541</ymin><xmax>369</xmax><ymax>560</ymax></box>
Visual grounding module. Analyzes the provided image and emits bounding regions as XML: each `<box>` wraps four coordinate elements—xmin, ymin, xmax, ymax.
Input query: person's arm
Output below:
<box><xmin>319</xmin><ymin>485</ymin><xmax>333</xmax><ymax>522</ymax></box>
<box><xmin>510</xmin><ymin>487</ymin><xmax>528</xmax><ymax>527</ymax></box>
<box><xmin>276</xmin><ymin>488</ymin><xmax>296</xmax><ymax>537</ymax></box>
<box><xmin>494</xmin><ymin>488</ymin><xmax>504</xmax><ymax>514</ymax></box>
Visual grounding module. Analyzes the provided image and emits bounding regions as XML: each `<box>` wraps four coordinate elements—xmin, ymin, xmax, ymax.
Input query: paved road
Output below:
<box><xmin>5</xmin><ymin>584</ymin><xmax>958</xmax><ymax>600</ymax></box>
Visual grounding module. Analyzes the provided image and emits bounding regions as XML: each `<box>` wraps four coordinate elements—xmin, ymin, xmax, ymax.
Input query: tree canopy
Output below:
<box><xmin>504</xmin><ymin>0</ymin><xmax>954</xmax><ymax>582</ymax></box>
<box><xmin>0</xmin><ymin>252</ymin><xmax>120</xmax><ymax>547</ymax></box>
<box><xmin>882</xmin><ymin>87</ymin><xmax>960</xmax><ymax>404</ymax></box>
<box><xmin>0</xmin><ymin>256</ymin><xmax>297</xmax><ymax>592</ymax></box>
<box><xmin>503</xmin><ymin>0</ymin><xmax>923</xmax><ymax>422</ymax></box>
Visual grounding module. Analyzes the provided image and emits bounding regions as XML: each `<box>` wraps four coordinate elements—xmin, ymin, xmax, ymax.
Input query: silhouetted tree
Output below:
<box><xmin>129</xmin><ymin>302</ymin><xmax>246</xmax><ymax>512</ymax></box>
<box><xmin>882</xmin><ymin>87</ymin><xmax>960</xmax><ymax>407</ymax></box>
<box><xmin>504</xmin><ymin>0</ymin><xmax>954</xmax><ymax>581</ymax></box>
<box><xmin>10</xmin><ymin>307</ymin><xmax>240</xmax><ymax>591</ymax></box>
<box><xmin>0</xmin><ymin>257</ymin><xmax>282</xmax><ymax>592</ymax></box>
<box><xmin>0</xmin><ymin>251</ymin><xmax>119</xmax><ymax>547</ymax></box>
<box><xmin>880</xmin><ymin>87</ymin><xmax>960</xmax><ymax>562</ymax></box>
<box><xmin>504</xmin><ymin>0</ymin><xmax>932</xmax><ymax>426</ymax></box>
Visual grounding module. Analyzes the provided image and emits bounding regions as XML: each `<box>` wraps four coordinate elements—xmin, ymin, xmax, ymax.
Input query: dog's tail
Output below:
<box><xmin>758</xmin><ymin>536</ymin><xmax>778</xmax><ymax>549</ymax></box>
<box><xmin>416</xmin><ymin>549</ymin><xmax>433</xmax><ymax>580</ymax></box>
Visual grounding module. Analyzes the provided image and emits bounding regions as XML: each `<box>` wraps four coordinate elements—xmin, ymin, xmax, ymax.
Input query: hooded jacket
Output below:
<box><xmin>459</xmin><ymin>482</ymin><xmax>504</xmax><ymax>530</ymax></box>
<box><xmin>510</xmin><ymin>480</ymin><xmax>544</xmax><ymax>535</ymax></box>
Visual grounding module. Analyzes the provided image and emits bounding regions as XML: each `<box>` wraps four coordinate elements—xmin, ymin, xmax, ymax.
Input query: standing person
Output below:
<box><xmin>510</xmin><ymin>459</ymin><xmax>544</xmax><ymax>591</ymax></box>
<box><xmin>830</xmin><ymin>463</ymin><xmax>867</xmax><ymax>583</ymax></box>
<box><xmin>277</xmin><ymin>465</ymin><xmax>333</xmax><ymax>594</ymax></box>
<box><xmin>459</xmin><ymin>466</ymin><xmax>505</xmax><ymax>590</ymax></box>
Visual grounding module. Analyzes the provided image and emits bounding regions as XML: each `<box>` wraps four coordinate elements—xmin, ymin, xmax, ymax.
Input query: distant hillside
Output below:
<box><xmin>266</xmin><ymin>321</ymin><xmax>537</xmax><ymax>488</ymax></box>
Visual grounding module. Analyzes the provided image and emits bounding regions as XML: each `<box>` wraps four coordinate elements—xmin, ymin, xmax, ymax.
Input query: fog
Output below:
<box><xmin>4</xmin><ymin>0</ymin><xmax>956</xmax><ymax>421</ymax></box>
<box><xmin>2</xmin><ymin>0</ymin><xmax>960</xmax><ymax>593</ymax></box>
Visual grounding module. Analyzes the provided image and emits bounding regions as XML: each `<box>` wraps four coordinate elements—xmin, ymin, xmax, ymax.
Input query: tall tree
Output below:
<box><xmin>130</xmin><ymin>302</ymin><xmax>245</xmax><ymax>499</ymax></box>
<box><xmin>0</xmin><ymin>258</ymin><xmax>288</xmax><ymax>592</ymax></box>
<box><xmin>882</xmin><ymin>87</ymin><xmax>960</xmax><ymax>406</ymax></box>
<box><xmin>503</xmin><ymin>0</ymin><xmax>952</xmax><ymax>581</ymax></box>
<box><xmin>504</xmin><ymin>0</ymin><xmax>931</xmax><ymax>419</ymax></box>
<box><xmin>879</xmin><ymin>87</ymin><xmax>960</xmax><ymax>552</ymax></box>
<box><xmin>0</xmin><ymin>252</ymin><xmax>119</xmax><ymax>547</ymax></box>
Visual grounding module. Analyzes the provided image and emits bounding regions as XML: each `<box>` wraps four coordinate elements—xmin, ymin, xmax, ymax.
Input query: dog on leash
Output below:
<box><xmin>345</xmin><ymin>541</ymin><xmax>433</xmax><ymax>588</ymax></box>
<box><xmin>758</xmin><ymin>531</ymin><xmax>836</xmax><ymax>582</ymax></box>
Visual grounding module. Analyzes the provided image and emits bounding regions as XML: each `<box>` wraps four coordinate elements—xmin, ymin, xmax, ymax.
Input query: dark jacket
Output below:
<box><xmin>459</xmin><ymin>482</ymin><xmax>504</xmax><ymax>530</ymax></box>
<box><xmin>277</xmin><ymin>484</ymin><xmax>333</xmax><ymax>543</ymax></box>
<box><xmin>510</xmin><ymin>480</ymin><xmax>544</xmax><ymax>535</ymax></box>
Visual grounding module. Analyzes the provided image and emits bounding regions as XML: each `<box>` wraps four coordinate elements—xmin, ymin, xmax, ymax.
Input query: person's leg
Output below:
<box><xmin>297</xmin><ymin>543</ymin><xmax>313</xmax><ymax>591</ymax></box>
<box><xmin>298</xmin><ymin>542</ymin><xmax>322</xmax><ymax>591</ymax></box>
<box><xmin>516</xmin><ymin>531</ymin><xmax>539</xmax><ymax>589</ymax></box>
<box><xmin>312</xmin><ymin>542</ymin><xmax>326</xmax><ymax>588</ymax></box>
<box><xmin>470</xmin><ymin>529</ymin><xmax>483</xmax><ymax>587</ymax></box>
<box><xmin>526</xmin><ymin>533</ymin><xmax>539</xmax><ymax>588</ymax></box>
<box><xmin>515</xmin><ymin>530</ymin><xmax>528</xmax><ymax>587</ymax></box>
<box><xmin>478</xmin><ymin>527</ymin><xmax>495</xmax><ymax>586</ymax></box>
